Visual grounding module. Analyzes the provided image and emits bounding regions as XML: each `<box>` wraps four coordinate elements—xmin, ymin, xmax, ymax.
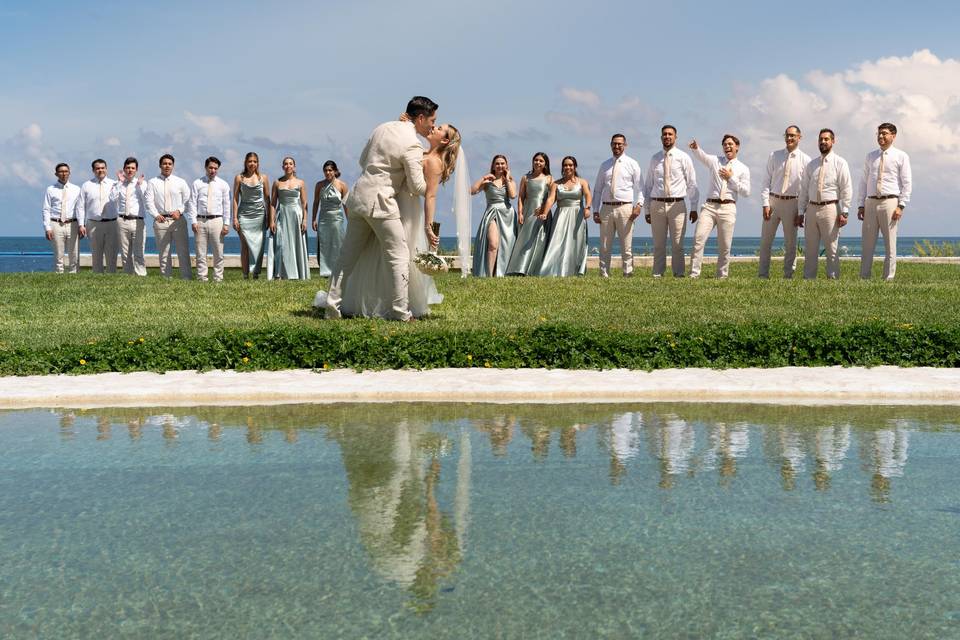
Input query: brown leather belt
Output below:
<box><xmin>196</xmin><ymin>215</ymin><xmax>223</xmax><ymax>220</ymax></box>
<box><xmin>121</xmin><ymin>215</ymin><xmax>143</xmax><ymax>220</ymax></box>
<box><xmin>652</xmin><ymin>197</ymin><xmax>683</xmax><ymax>203</ymax></box>
<box><xmin>602</xmin><ymin>201</ymin><xmax>630</xmax><ymax>206</ymax></box>
<box><xmin>96</xmin><ymin>218</ymin><xmax>117</xmax><ymax>222</ymax></box>
<box><xmin>55</xmin><ymin>219</ymin><xmax>76</xmax><ymax>225</ymax></box>
<box><xmin>867</xmin><ymin>194</ymin><xmax>898</xmax><ymax>200</ymax></box>
<box><xmin>707</xmin><ymin>198</ymin><xmax>736</xmax><ymax>205</ymax></box>
<box><xmin>770</xmin><ymin>193</ymin><xmax>797</xmax><ymax>200</ymax></box>
<box><xmin>808</xmin><ymin>200</ymin><xmax>838</xmax><ymax>206</ymax></box>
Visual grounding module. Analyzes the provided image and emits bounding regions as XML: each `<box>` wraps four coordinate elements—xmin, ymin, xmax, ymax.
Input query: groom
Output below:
<box><xmin>325</xmin><ymin>96</ymin><xmax>437</xmax><ymax>320</ymax></box>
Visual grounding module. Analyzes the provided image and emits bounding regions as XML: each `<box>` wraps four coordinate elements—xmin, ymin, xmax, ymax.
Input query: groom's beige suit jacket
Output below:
<box><xmin>346</xmin><ymin>120</ymin><xmax>426</xmax><ymax>220</ymax></box>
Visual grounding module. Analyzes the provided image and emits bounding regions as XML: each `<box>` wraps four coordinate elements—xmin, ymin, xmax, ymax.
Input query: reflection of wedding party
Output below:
<box><xmin>42</xmin><ymin>95</ymin><xmax>912</xmax><ymax>319</ymax></box>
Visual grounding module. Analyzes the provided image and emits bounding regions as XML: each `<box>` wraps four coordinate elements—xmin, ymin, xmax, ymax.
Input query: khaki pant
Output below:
<box><xmin>119</xmin><ymin>217</ymin><xmax>147</xmax><ymax>276</ymax></box>
<box><xmin>598</xmin><ymin>203</ymin><xmax>635</xmax><ymax>276</ymax></box>
<box><xmin>195</xmin><ymin>217</ymin><xmax>226</xmax><ymax>282</ymax></box>
<box><xmin>803</xmin><ymin>203</ymin><xmax>842</xmax><ymax>279</ymax></box>
<box><xmin>154</xmin><ymin>216</ymin><xmax>192</xmax><ymax>279</ymax></box>
<box><xmin>325</xmin><ymin>214</ymin><xmax>410</xmax><ymax>321</ymax></box>
<box><xmin>758</xmin><ymin>198</ymin><xmax>799</xmax><ymax>278</ymax></box>
<box><xmin>860</xmin><ymin>198</ymin><xmax>899</xmax><ymax>280</ymax></box>
<box><xmin>49</xmin><ymin>220</ymin><xmax>79</xmax><ymax>274</ymax></box>
<box><xmin>649</xmin><ymin>200</ymin><xmax>687</xmax><ymax>277</ymax></box>
<box><xmin>690</xmin><ymin>202</ymin><xmax>736</xmax><ymax>278</ymax></box>
<box><xmin>87</xmin><ymin>218</ymin><xmax>119</xmax><ymax>273</ymax></box>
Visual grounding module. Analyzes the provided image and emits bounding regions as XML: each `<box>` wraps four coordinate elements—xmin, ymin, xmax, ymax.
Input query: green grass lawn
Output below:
<box><xmin>1</xmin><ymin>261</ymin><xmax>958</xmax><ymax>373</ymax></box>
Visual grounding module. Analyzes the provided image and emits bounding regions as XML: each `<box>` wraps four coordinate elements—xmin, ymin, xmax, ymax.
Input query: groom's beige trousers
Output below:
<box><xmin>325</xmin><ymin>214</ymin><xmax>410</xmax><ymax>321</ymax></box>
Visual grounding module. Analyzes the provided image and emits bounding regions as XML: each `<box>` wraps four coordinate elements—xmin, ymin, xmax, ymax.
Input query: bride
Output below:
<box><xmin>317</xmin><ymin>123</ymin><xmax>463</xmax><ymax>318</ymax></box>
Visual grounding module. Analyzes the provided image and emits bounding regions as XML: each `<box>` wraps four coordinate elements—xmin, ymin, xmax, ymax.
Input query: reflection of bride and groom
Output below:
<box><xmin>317</xmin><ymin>96</ymin><xmax>469</xmax><ymax>321</ymax></box>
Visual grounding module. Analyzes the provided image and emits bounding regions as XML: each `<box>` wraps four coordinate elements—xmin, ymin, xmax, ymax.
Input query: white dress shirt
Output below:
<box><xmin>110</xmin><ymin>179</ymin><xmax>148</xmax><ymax>218</ymax></box>
<box><xmin>191</xmin><ymin>176</ymin><xmax>232</xmax><ymax>223</ymax></box>
<box><xmin>41</xmin><ymin>181</ymin><xmax>81</xmax><ymax>231</ymax></box>
<box><xmin>79</xmin><ymin>177</ymin><xmax>117</xmax><ymax>222</ymax></box>
<box><xmin>857</xmin><ymin>146</ymin><xmax>912</xmax><ymax>208</ymax></box>
<box><xmin>690</xmin><ymin>147</ymin><xmax>751</xmax><ymax>202</ymax></box>
<box><xmin>145</xmin><ymin>174</ymin><xmax>193</xmax><ymax>222</ymax></box>
<box><xmin>760</xmin><ymin>147</ymin><xmax>812</xmax><ymax>207</ymax></box>
<box><xmin>592</xmin><ymin>153</ymin><xmax>644</xmax><ymax>207</ymax></box>
<box><xmin>798</xmin><ymin>152</ymin><xmax>853</xmax><ymax>216</ymax></box>
<box><xmin>644</xmin><ymin>148</ymin><xmax>699</xmax><ymax>211</ymax></box>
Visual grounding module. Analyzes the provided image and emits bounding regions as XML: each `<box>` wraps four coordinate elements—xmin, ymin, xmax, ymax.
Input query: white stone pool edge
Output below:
<box><xmin>1</xmin><ymin>366</ymin><xmax>958</xmax><ymax>409</ymax></box>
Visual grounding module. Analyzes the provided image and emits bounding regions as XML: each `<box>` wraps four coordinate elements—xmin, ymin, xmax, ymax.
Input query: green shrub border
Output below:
<box><xmin>2</xmin><ymin>321</ymin><xmax>958</xmax><ymax>375</ymax></box>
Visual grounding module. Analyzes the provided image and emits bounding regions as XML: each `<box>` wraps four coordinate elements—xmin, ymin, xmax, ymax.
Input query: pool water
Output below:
<box><xmin>1</xmin><ymin>403</ymin><xmax>958</xmax><ymax>638</ymax></box>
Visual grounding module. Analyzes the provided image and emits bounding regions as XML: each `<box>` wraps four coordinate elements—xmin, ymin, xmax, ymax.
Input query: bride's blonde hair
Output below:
<box><xmin>437</xmin><ymin>124</ymin><xmax>461</xmax><ymax>184</ymax></box>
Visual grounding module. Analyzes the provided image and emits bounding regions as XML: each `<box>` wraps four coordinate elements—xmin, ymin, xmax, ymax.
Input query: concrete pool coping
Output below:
<box><xmin>1</xmin><ymin>366</ymin><xmax>958</xmax><ymax>409</ymax></box>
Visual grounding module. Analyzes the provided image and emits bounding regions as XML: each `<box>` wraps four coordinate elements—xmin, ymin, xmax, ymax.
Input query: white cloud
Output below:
<box><xmin>559</xmin><ymin>87</ymin><xmax>600</xmax><ymax>109</ymax></box>
<box><xmin>183</xmin><ymin>111</ymin><xmax>237</xmax><ymax>138</ymax></box>
<box><xmin>546</xmin><ymin>87</ymin><xmax>661</xmax><ymax>138</ymax></box>
<box><xmin>735</xmin><ymin>49</ymin><xmax>960</xmax><ymax>198</ymax></box>
<box><xmin>0</xmin><ymin>123</ymin><xmax>56</xmax><ymax>187</ymax></box>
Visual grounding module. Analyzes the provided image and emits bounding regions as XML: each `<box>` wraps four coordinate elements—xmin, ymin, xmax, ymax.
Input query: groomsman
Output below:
<box><xmin>111</xmin><ymin>157</ymin><xmax>148</xmax><ymax>276</ymax></box>
<box><xmin>41</xmin><ymin>163</ymin><xmax>85</xmax><ymax>273</ymax></box>
<box><xmin>857</xmin><ymin>123</ymin><xmax>912</xmax><ymax>280</ymax></box>
<box><xmin>145</xmin><ymin>154</ymin><xmax>193</xmax><ymax>279</ymax></box>
<box><xmin>79</xmin><ymin>159</ymin><xmax>118</xmax><ymax>273</ymax></box>
<box><xmin>758</xmin><ymin>126</ymin><xmax>811</xmax><ymax>279</ymax></box>
<box><xmin>644</xmin><ymin>125</ymin><xmax>699</xmax><ymax>277</ymax></box>
<box><xmin>592</xmin><ymin>133</ymin><xmax>644</xmax><ymax>277</ymax></box>
<box><xmin>798</xmin><ymin>129</ymin><xmax>852</xmax><ymax>279</ymax></box>
<box><xmin>190</xmin><ymin>156</ymin><xmax>231</xmax><ymax>282</ymax></box>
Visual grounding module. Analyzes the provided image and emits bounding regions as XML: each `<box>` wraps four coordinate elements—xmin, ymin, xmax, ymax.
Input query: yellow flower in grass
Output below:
<box><xmin>138</xmin><ymin>337</ymin><xmax>145</xmax><ymax>343</ymax></box>
<box><xmin>242</xmin><ymin>357</ymin><xmax>249</xmax><ymax>364</ymax></box>
<box><xmin>466</xmin><ymin>354</ymin><xmax>473</xmax><ymax>362</ymax></box>
<box><xmin>322</xmin><ymin>363</ymin><xmax>330</xmax><ymax>370</ymax></box>
<box><xmin>127</xmin><ymin>341</ymin><xmax>134</xmax><ymax>345</ymax></box>
<box><xmin>244</xmin><ymin>341</ymin><xmax>253</xmax><ymax>348</ymax></box>
<box><xmin>79</xmin><ymin>359</ymin><xmax>87</xmax><ymax>365</ymax></box>
<box><xmin>484</xmin><ymin>361</ymin><xmax>492</xmax><ymax>368</ymax></box>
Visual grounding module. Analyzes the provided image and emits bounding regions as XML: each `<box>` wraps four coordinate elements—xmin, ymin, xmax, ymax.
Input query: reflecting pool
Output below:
<box><xmin>1</xmin><ymin>403</ymin><xmax>959</xmax><ymax>638</ymax></box>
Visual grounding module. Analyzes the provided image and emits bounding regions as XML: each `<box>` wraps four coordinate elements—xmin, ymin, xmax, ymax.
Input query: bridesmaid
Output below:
<box><xmin>506</xmin><ymin>152</ymin><xmax>552</xmax><ymax>276</ymax></box>
<box><xmin>539</xmin><ymin>156</ymin><xmax>592</xmax><ymax>276</ymax></box>
<box><xmin>311</xmin><ymin>160</ymin><xmax>348</xmax><ymax>277</ymax></box>
<box><xmin>470</xmin><ymin>154</ymin><xmax>517</xmax><ymax>277</ymax></box>
<box><xmin>233</xmin><ymin>152</ymin><xmax>270</xmax><ymax>279</ymax></box>
<box><xmin>269</xmin><ymin>156</ymin><xmax>311</xmax><ymax>280</ymax></box>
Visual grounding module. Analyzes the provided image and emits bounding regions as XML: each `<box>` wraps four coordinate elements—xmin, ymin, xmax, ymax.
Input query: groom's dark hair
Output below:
<box><xmin>406</xmin><ymin>96</ymin><xmax>439</xmax><ymax>119</ymax></box>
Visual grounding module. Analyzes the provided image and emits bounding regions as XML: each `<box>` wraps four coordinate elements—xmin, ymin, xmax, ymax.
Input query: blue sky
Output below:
<box><xmin>2</xmin><ymin>0</ymin><xmax>958</xmax><ymax>236</ymax></box>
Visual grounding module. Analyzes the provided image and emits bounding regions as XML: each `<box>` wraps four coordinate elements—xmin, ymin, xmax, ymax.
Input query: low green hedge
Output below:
<box><xmin>1</xmin><ymin>322</ymin><xmax>957</xmax><ymax>375</ymax></box>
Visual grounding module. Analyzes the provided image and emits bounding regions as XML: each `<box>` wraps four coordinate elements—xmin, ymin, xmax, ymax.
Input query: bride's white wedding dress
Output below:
<box><xmin>314</xmin><ymin>190</ymin><xmax>442</xmax><ymax>319</ymax></box>
<box><xmin>313</xmin><ymin>146</ymin><xmax>471</xmax><ymax>318</ymax></box>
<box><xmin>342</xmin><ymin>189</ymin><xmax>443</xmax><ymax>318</ymax></box>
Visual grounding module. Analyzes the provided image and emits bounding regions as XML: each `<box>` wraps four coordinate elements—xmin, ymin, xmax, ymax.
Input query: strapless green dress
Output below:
<box><xmin>506</xmin><ymin>176</ymin><xmax>550</xmax><ymax>276</ymax></box>
<box><xmin>272</xmin><ymin>187</ymin><xmax>310</xmax><ymax>280</ymax></box>
<box><xmin>237</xmin><ymin>181</ymin><xmax>267</xmax><ymax>278</ymax></box>
<box><xmin>539</xmin><ymin>183</ymin><xmax>587</xmax><ymax>276</ymax></box>
<box><xmin>315</xmin><ymin>181</ymin><xmax>345</xmax><ymax>277</ymax></box>
<box><xmin>472</xmin><ymin>183</ymin><xmax>516</xmax><ymax>277</ymax></box>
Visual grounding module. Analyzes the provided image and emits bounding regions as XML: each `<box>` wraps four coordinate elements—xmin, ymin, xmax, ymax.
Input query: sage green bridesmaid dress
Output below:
<box><xmin>315</xmin><ymin>181</ymin><xmax>345</xmax><ymax>277</ymax></box>
<box><xmin>539</xmin><ymin>183</ymin><xmax>587</xmax><ymax>277</ymax></box>
<box><xmin>506</xmin><ymin>176</ymin><xmax>550</xmax><ymax>276</ymax></box>
<box><xmin>237</xmin><ymin>181</ymin><xmax>267</xmax><ymax>278</ymax></box>
<box><xmin>471</xmin><ymin>183</ymin><xmax>516</xmax><ymax>277</ymax></box>
<box><xmin>272</xmin><ymin>187</ymin><xmax>311</xmax><ymax>280</ymax></box>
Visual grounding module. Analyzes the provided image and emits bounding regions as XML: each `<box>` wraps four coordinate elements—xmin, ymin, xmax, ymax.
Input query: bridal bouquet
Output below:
<box><xmin>414</xmin><ymin>221</ymin><xmax>447</xmax><ymax>274</ymax></box>
<box><xmin>414</xmin><ymin>251</ymin><xmax>448</xmax><ymax>274</ymax></box>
